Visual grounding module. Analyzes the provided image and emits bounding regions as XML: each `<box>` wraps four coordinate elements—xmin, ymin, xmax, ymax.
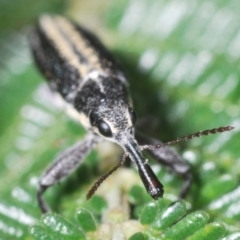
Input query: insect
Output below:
<box><xmin>30</xmin><ymin>15</ymin><xmax>234</xmax><ymax>213</ymax></box>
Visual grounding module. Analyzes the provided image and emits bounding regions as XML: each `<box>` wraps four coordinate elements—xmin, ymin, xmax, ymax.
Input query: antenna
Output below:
<box><xmin>87</xmin><ymin>153</ymin><xmax>129</xmax><ymax>199</ymax></box>
<box><xmin>140</xmin><ymin>126</ymin><xmax>234</xmax><ymax>151</ymax></box>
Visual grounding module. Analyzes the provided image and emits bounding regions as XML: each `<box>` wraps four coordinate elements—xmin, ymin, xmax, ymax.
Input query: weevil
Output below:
<box><xmin>30</xmin><ymin>15</ymin><xmax>234</xmax><ymax>213</ymax></box>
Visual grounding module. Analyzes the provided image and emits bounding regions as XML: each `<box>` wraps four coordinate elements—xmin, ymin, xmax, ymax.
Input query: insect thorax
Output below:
<box><xmin>73</xmin><ymin>73</ymin><xmax>132</xmax><ymax>133</ymax></box>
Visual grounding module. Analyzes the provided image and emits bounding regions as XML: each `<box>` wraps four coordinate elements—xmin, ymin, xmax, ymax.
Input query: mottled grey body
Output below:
<box><xmin>30</xmin><ymin>15</ymin><xmax>193</xmax><ymax>213</ymax></box>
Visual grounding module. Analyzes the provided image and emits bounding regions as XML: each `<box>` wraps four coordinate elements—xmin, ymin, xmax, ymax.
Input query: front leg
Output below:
<box><xmin>136</xmin><ymin>131</ymin><xmax>192</xmax><ymax>198</ymax></box>
<box><xmin>38</xmin><ymin>132</ymin><xmax>100</xmax><ymax>213</ymax></box>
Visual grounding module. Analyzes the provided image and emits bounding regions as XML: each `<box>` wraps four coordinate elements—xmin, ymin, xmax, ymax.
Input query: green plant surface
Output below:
<box><xmin>0</xmin><ymin>0</ymin><xmax>240</xmax><ymax>239</ymax></box>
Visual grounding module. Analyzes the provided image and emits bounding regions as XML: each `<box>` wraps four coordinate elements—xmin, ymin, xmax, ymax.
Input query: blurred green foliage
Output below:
<box><xmin>0</xmin><ymin>0</ymin><xmax>239</xmax><ymax>239</ymax></box>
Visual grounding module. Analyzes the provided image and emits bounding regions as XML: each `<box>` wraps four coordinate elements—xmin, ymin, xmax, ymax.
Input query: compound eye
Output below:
<box><xmin>129</xmin><ymin>109</ymin><xmax>137</xmax><ymax>125</ymax></box>
<box><xmin>98</xmin><ymin>120</ymin><xmax>112</xmax><ymax>137</ymax></box>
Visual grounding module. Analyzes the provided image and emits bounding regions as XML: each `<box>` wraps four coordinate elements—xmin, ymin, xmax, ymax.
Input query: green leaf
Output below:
<box><xmin>41</xmin><ymin>213</ymin><xmax>85</xmax><ymax>239</ymax></box>
<box><xmin>199</xmin><ymin>174</ymin><xmax>238</xmax><ymax>203</ymax></box>
<box><xmin>82</xmin><ymin>195</ymin><xmax>108</xmax><ymax>215</ymax></box>
<box><xmin>151</xmin><ymin>200</ymin><xmax>187</xmax><ymax>231</ymax></box>
<box><xmin>30</xmin><ymin>225</ymin><xmax>64</xmax><ymax>240</ymax></box>
<box><xmin>187</xmin><ymin>222</ymin><xmax>226</xmax><ymax>240</ymax></box>
<box><xmin>30</xmin><ymin>213</ymin><xmax>86</xmax><ymax>240</ymax></box>
<box><xmin>75</xmin><ymin>208</ymin><xmax>97</xmax><ymax>232</ymax></box>
<box><xmin>129</xmin><ymin>232</ymin><xmax>148</xmax><ymax>240</ymax></box>
<box><xmin>163</xmin><ymin>211</ymin><xmax>210</xmax><ymax>240</ymax></box>
<box><xmin>140</xmin><ymin>201</ymin><xmax>158</xmax><ymax>225</ymax></box>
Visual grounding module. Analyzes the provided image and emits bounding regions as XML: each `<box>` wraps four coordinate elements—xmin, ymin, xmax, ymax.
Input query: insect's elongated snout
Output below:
<box><xmin>122</xmin><ymin>135</ymin><xmax>164</xmax><ymax>200</ymax></box>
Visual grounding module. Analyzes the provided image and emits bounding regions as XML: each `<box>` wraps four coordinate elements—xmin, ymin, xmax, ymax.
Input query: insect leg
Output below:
<box><xmin>135</xmin><ymin>131</ymin><xmax>192</xmax><ymax>198</ymax></box>
<box><xmin>37</xmin><ymin>133</ymin><xmax>100</xmax><ymax>213</ymax></box>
